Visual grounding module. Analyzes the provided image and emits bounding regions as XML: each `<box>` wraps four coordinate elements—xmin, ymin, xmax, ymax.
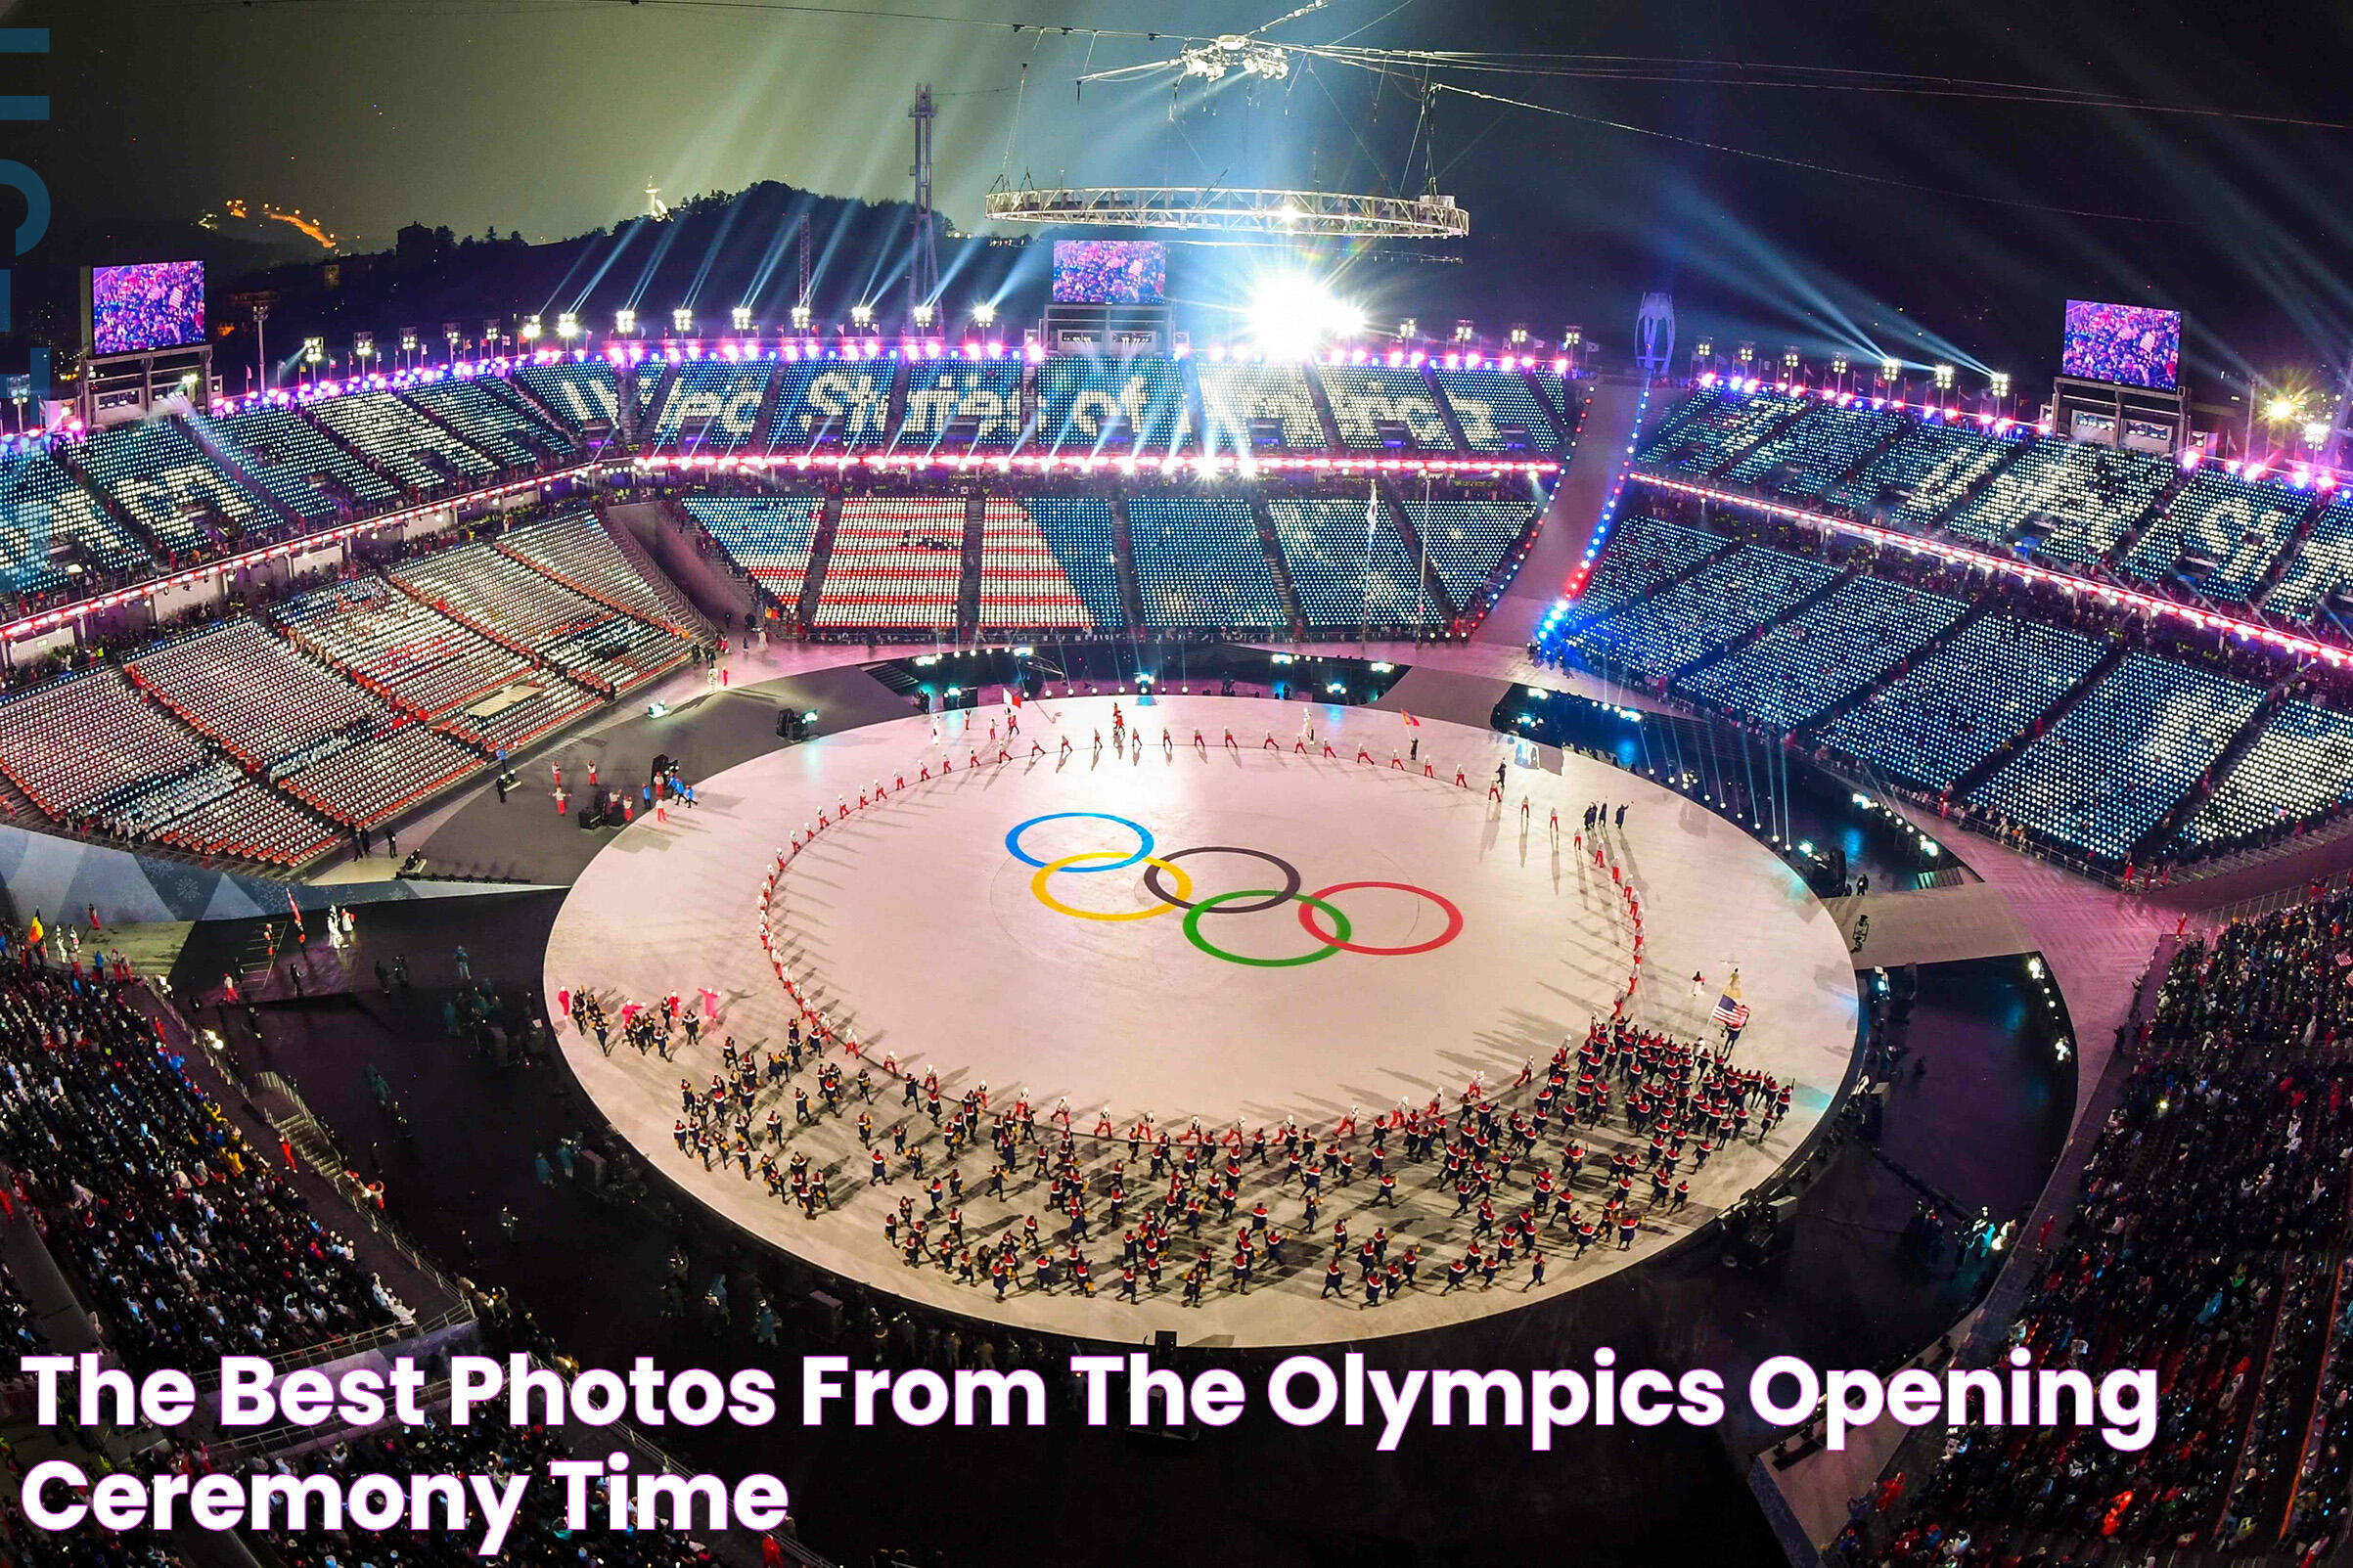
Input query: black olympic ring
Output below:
<box><xmin>1140</xmin><ymin>846</ymin><xmax>1302</xmax><ymax>914</ymax></box>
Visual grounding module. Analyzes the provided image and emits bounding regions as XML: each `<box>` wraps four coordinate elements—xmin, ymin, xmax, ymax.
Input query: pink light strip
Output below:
<box><xmin>1632</xmin><ymin>471</ymin><xmax>2351</xmax><ymax>668</ymax></box>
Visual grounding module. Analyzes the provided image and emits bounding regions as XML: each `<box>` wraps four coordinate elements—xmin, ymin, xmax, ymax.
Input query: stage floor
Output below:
<box><xmin>545</xmin><ymin>694</ymin><xmax>1860</xmax><ymax>1343</ymax></box>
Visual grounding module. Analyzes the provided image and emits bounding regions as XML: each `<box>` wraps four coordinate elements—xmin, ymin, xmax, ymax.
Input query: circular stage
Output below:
<box><xmin>545</xmin><ymin>693</ymin><xmax>1860</xmax><ymax>1343</ymax></box>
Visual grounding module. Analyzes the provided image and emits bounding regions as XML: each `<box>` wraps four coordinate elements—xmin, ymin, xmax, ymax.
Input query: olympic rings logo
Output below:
<box><xmin>1006</xmin><ymin>813</ymin><xmax>1464</xmax><ymax>967</ymax></box>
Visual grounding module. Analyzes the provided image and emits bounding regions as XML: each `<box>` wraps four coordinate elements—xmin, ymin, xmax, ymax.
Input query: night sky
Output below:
<box><xmin>16</xmin><ymin>0</ymin><xmax>2353</xmax><ymax>396</ymax></box>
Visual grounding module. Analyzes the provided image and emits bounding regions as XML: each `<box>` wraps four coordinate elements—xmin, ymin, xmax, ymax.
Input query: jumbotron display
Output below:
<box><xmin>2060</xmin><ymin>298</ymin><xmax>2182</xmax><ymax>391</ymax></box>
<box><xmin>1051</xmin><ymin>239</ymin><xmax>1166</xmax><ymax>304</ymax></box>
<box><xmin>89</xmin><ymin>260</ymin><xmax>207</xmax><ymax>356</ymax></box>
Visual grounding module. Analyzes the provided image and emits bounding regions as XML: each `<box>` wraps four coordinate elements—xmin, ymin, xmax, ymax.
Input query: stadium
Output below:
<box><xmin>4</xmin><ymin>3</ymin><xmax>2353</xmax><ymax>1566</ymax></box>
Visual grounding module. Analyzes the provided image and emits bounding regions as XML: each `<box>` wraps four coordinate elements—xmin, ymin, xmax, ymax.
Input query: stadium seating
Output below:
<box><xmin>392</xmin><ymin>542</ymin><xmax>686</xmax><ymax>694</ymax></box>
<box><xmin>274</xmin><ymin>576</ymin><xmax>533</xmax><ymax>720</ymax></box>
<box><xmin>2173</xmin><ymin>699</ymin><xmax>2353</xmax><ymax>852</ymax></box>
<box><xmin>1814</xmin><ymin>614</ymin><xmax>2106</xmax><ymax>791</ymax></box>
<box><xmin>812</xmin><ymin>497</ymin><xmax>964</xmax><ymax>629</ymax></box>
<box><xmin>0</xmin><ymin>666</ymin><xmax>334</xmax><ymax>865</ymax></box>
<box><xmin>207</xmin><ymin>404</ymin><xmax>401</xmax><ymax>513</ymax></box>
<box><xmin>1401</xmin><ymin>497</ymin><xmax>1544</xmax><ymax>609</ymax></box>
<box><xmin>513</xmin><ymin>360</ymin><xmax>623</xmax><ymax>430</ymax></box>
<box><xmin>770</xmin><ymin>361</ymin><xmax>897</xmax><ymax>450</ymax></box>
<box><xmin>633</xmin><ymin>360</ymin><xmax>673</xmax><ymax>416</ymax></box>
<box><xmin>1677</xmin><ymin>575</ymin><xmax>1968</xmax><ymax>729</ymax></box>
<box><xmin>405</xmin><ymin>376</ymin><xmax>579</xmax><ymax>467</ymax></box>
<box><xmin>973</xmin><ymin>497</ymin><xmax>1092</xmax><ymax>631</ymax></box>
<box><xmin>2121</xmin><ymin>466</ymin><xmax>2314</xmax><ymax>604</ymax></box>
<box><xmin>309</xmin><ymin>389</ymin><xmax>498</xmax><ymax>491</ymax></box>
<box><xmin>1037</xmin><ymin>355</ymin><xmax>1190</xmax><ymax>454</ymax></box>
<box><xmin>1126</xmin><ymin>495</ymin><xmax>1286</xmax><ymax>630</ymax></box>
<box><xmin>679</xmin><ymin>495</ymin><xmax>824</xmax><ymax>602</ymax></box>
<box><xmin>2264</xmin><ymin>493</ymin><xmax>2353</xmax><ymax>623</ymax></box>
<box><xmin>1267</xmin><ymin>496</ymin><xmax>1435</xmax><ymax>627</ymax></box>
<box><xmin>1821</xmin><ymin>418</ymin><xmax>2014</xmax><ymax>531</ymax></box>
<box><xmin>1634</xmin><ymin>385</ymin><xmax>1806</xmax><ymax>478</ymax></box>
<box><xmin>499</xmin><ymin>512</ymin><xmax>694</xmax><ymax>632</ymax></box>
<box><xmin>1528</xmin><ymin>365</ymin><xmax>1577</xmax><ymax>426</ymax></box>
<box><xmin>1968</xmin><ymin>651</ymin><xmax>2262</xmax><ymax>862</ymax></box>
<box><xmin>1017</xmin><ymin>495</ymin><xmax>1125</xmax><ymax>630</ymax></box>
<box><xmin>1319</xmin><ymin>366</ymin><xmax>1456</xmax><ymax>452</ymax></box>
<box><xmin>1566</xmin><ymin>545</ymin><xmax>1839</xmax><ymax>679</ymax></box>
<box><xmin>1718</xmin><ymin>400</ymin><xmax>1906</xmax><ymax>499</ymax></box>
<box><xmin>276</xmin><ymin>720</ymin><xmax>479</xmax><ymax>828</ymax></box>
<box><xmin>1434</xmin><ymin>368</ymin><xmax>1560</xmax><ymax>454</ymax></box>
<box><xmin>1945</xmin><ymin>435</ymin><xmax>2173</xmax><ymax>566</ymax></box>
<box><xmin>1196</xmin><ymin>364</ymin><xmax>1325</xmax><ymax>452</ymax></box>
<box><xmin>0</xmin><ymin>448</ymin><xmax>150</xmax><ymax>593</ymax></box>
<box><xmin>1556</xmin><ymin>514</ymin><xmax>1732</xmax><ymax>634</ymax></box>
<box><xmin>73</xmin><ymin>419</ymin><xmax>273</xmax><ymax>552</ymax></box>
<box><xmin>898</xmin><ymin>362</ymin><xmax>1025</xmax><ymax>451</ymax></box>
<box><xmin>648</xmin><ymin>359</ymin><xmax>777</xmax><ymax>449</ymax></box>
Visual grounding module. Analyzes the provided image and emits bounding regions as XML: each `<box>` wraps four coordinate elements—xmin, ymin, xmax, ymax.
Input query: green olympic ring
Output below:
<box><xmin>1182</xmin><ymin>889</ymin><xmax>1354</xmax><ymax>967</ymax></box>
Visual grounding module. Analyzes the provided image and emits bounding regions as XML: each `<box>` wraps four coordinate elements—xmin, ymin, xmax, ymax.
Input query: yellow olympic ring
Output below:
<box><xmin>1032</xmin><ymin>851</ymin><xmax>1195</xmax><ymax>921</ymax></box>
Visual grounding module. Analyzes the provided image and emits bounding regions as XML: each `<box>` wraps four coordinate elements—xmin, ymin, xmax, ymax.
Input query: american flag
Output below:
<box><xmin>1711</xmin><ymin>993</ymin><xmax>1750</xmax><ymax>1030</ymax></box>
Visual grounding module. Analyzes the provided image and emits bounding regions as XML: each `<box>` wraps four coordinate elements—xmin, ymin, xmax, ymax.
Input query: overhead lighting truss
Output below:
<box><xmin>980</xmin><ymin>186</ymin><xmax>1468</xmax><ymax>239</ymax></box>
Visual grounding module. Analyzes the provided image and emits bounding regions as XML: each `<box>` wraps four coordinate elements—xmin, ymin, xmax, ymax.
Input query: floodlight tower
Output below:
<box><xmin>908</xmin><ymin>85</ymin><xmax>940</xmax><ymax>325</ymax></box>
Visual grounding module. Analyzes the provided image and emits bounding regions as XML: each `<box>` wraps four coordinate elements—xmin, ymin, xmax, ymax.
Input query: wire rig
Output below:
<box><xmin>979</xmin><ymin>187</ymin><xmax>1469</xmax><ymax>239</ymax></box>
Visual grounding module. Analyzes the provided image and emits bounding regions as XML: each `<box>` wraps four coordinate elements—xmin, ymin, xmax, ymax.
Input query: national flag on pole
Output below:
<box><xmin>25</xmin><ymin>913</ymin><xmax>41</xmax><ymax>946</ymax></box>
<box><xmin>1402</xmin><ymin>709</ymin><xmax>1421</xmax><ymax>727</ymax></box>
<box><xmin>1711</xmin><ymin>993</ymin><xmax>1750</xmax><ymax>1031</ymax></box>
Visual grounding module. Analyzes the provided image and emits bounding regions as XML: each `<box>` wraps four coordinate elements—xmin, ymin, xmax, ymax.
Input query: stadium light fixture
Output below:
<box><xmin>790</xmin><ymin>304</ymin><xmax>813</xmax><ymax>332</ymax></box>
<box><xmin>671</xmin><ymin>307</ymin><xmax>694</xmax><ymax>336</ymax></box>
<box><xmin>970</xmin><ymin>301</ymin><xmax>997</xmax><ymax>328</ymax></box>
<box><xmin>912</xmin><ymin>302</ymin><xmax>935</xmax><ymax>330</ymax></box>
<box><xmin>1397</xmin><ymin>318</ymin><xmax>1419</xmax><ymax>339</ymax></box>
<box><xmin>353</xmin><ymin>333</ymin><xmax>375</xmax><ymax>363</ymax></box>
<box><xmin>1736</xmin><ymin>342</ymin><xmax>1754</xmax><ymax>365</ymax></box>
<box><xmin>301</xmin><ymin>336</ymin><xmax>323</xmax><ymax>365</ymax></box>
<box><xmin>2267</xmin><ymin>394</ymin><xmax>2304</xmax><ymax>423</ymax></box>
<box><xmin>1509</xmin><ymin>325</ymin><xmax>1529</xmax><ymax>346</ymax></box>
<box><xmin>1990</xmin><ymin>371</ymin><xmax>2011</xmax><ymax>399</ymax></box>
<box><xmin>1782</xmin><ymin>346</ymin><xmax>1800</xmax><ymax>372</ymax></box>
<box><xmin>730</xmin><ymin>305</ymin><xmax>753</xmax><ymax>333</ymax></box>
<box><xmin>850</xmin><ymin>303</ymin><xmax>875</xmax><ymax>330</ymax></box>
<box><xmin>614</xmin><ymin>308</ymin><xmax>637</xmax><ymax>336</ymax></box>
<box><xmin>1830</xmin><ymin>354</ymin><xmax>1849</xmax><ymax>377</ymax></box>
<box><xmin>1878</xmin><ymin>358</ymin><xmax>1899</xmax><ymax>384</ymax></box>
<box><xmin>557</xmin><ymin>312</ymin><xmax>579</xmax><ymax>343</ymax></box>
<box><xmin>2305</xmin><ymin>420</ymin><xmax>2330</xmax><ymax>448</ymax></box>
<box><xmin>1453</xmin><ymin>321</ymin><xmax>1475</xmax><ymax>343</ymax></box>
<box><xmin>1246</xmin><ymin>275</ymin><xmax>1363</xmax><ymax>360</ymax></box>
<box><xmin>1933</xmin><ymin>363</ymin><xmax>1956</xmax><ymax>390</ymax></box>
<box><xmin>520</xmin><ymin>315</ymin><xmax>542</xmax><ymax>346</ymax></box>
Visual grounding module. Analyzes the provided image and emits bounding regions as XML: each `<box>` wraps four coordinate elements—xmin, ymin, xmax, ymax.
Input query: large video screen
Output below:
<box><xmin>2061</xmin><ymin>299</ymin><xmax>2181</xmax><ymax>391</ymax></box>
<box><xmin>1052</xmin><ymin>240</ymin><xmax>1166</xmax><ymax>305</ymax></box>
<box><xmin>90</xmin><ymin>261</ymin><xmax>207</xmax><ymax>356</ymax></box>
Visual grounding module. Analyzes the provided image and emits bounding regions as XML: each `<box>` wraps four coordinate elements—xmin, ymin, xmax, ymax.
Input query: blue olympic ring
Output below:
<box><xmin>1005</xmin><ymin>813</ymin><xmax>1155</xmax><ymax>874</ymax></box>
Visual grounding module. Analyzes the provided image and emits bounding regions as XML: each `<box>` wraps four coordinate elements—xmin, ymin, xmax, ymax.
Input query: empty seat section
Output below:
<box><xmin>1822</xmin><ymin>419</ymin><xmax>2014</xmax><ymax>530</ymax></box>
<box><xmin>310</xmin><ymin>389</ymin><xmax>496</xmax><ymax>490</ymax></box>
<box><xmin>279</xmin><ymin>721</ymin><xmax>480</xmax><ymax>828</ymax></box>
<box><xmin>0</xmin><ymin>449</ymin><xmax>147</xmax><ymax>591</ymax></box>
<box><xmin>1017</xmin><ymin>496</ymin><xmax>1124</xmax><ymax>630</ymax></box>
<box><xmin>1968</xmin><ymin>652</ymin><xmax>2261</xmax><ymax>862</ymax></box>
<box><xmin>513</xmin><ymin>360</ymin><xmax>623</xmax><ymax>430</ymax></box>
<box><xmin>74</xmin><ymin>420</ymin><xmax>271</xmax><ymax>552</ymax></box>
<box><xmin>1401</xmin><ymin>498</ymin><xmax>1543</xmax><ymax>609</ymax></box>
<box><xmin>1126</xmin><ymin>495</ymin><xmax>1285</xmax><ymax>630</ymax></box>
<box><xmin>1267</xmin><ymin>497</ymin><xmax>1434</xmax><ymax>627</ymax></box>
<box><xmin>2176</xmin><ymin>700</ymin><xmax>2353</xmax><ymax>852</ymax></box>
<box><xmin>1634</xmin><ymin>386</ymin><xmax>1805</xmax><ymax>477</ymax></box>
<box><xmin>1677</xmin><ymin>576</ymin><xmax>1968</xmax><ymax>729</ymax></box>
<box><xmin>393</xmin><ymin>543</ymin><xmax>682</xmax><ymax>693</ymax></box>
<box><xmin>2264</xmin><ymin>495</ymin><xmax>2353</xmax><ymax>622</ymax></box>
<box><xmin>648</xmin><ymin>359</ymin><xmax>777</xmax><ymax>449</ymax></box>
<box><xmin>1038</xmin><ymin>355</ymin><xmax>1190</xmax><ymax>455</ymax></box>
<box><xmin>274</xmin><ymin>577</ymin><xmax>535</xmax><ymax>721</ymax></box>
<box><xmin>769</xmin><ymin>361</ymin><xmax>897</xmax><ymax>450</ymax></box>
<box><xmin>1559</xmin><ymin>515</ymin><xmax>1732</xmax><ymax>633</ymax></box>
<box><xmin>1319</xmin><ymin>367</ymin><xmax>1456</xmax><ymax>452</ymax></box>
<box><xmin>1196</xmin><ymin>365</ymin><xmax>1324</xmax><ymax>453</ymax></box>
<box><xmin>126</xmin><ymin>619</ymin><xmax>388</xmax><ymax>769</ymax></box>
<box><xmin>1567</xmin><ymin>545</ymin><xmax>1838</xmax><ymax>680</ymax></box>
<box><xmin>678</xmin><ymin>496</ymin><xmax>823</xmax><ymax>603</ymax></box>
<box><xmin>1815</xmin><ymin>615</ymin><xmax>2104</xmax><ymax>791</ymax></box>
<box><xmin>406</xmin><ymin>377</ymin><xmax>578</xmax><ymax>467</ymax></box>
<box><xmin>813</xmin><ymin>498</ymin><xmax>964</xmax><ymax>630</ymax></box>
<box><xmin>1719</xmin><ymin>401</ymin><xmax>1906</xmax><ymax>499</ymax></box>
<box><xmin>1946</xmin><ymin>437</ymin><xmax>2172</xmax><ymax>566</ymax></box>
<box><xmin>501</xmin><ymin>513</ymin><xmax>691</xmax><ymax>631</ymax></box>
<box><xmin>974</xmin><ymin>497</ymin><xmax>1091</xmax><ymax>631</ymax></box>
<box><xmin>208</xmin><ymin>404</ymin><xmax>400</xmax><ymax>512</ymax></box>
<box><xmin>1528</xmin><ymin>366</ymin><xmax>1577</xmax><ymax>426</ymax></box>
<box><xmin>1435</xmin><ymin>368</ymin><xmax>1560</xmax><ymax>454</ymax></box>
<box><xmin>2121</xmin><ymin>467</ymin><xmax>2311</xmax><ymax>604</ymax></box>
<box><xmin>898</xmin><ymin>362</ymin><xmax>1025</xmax><ymax>452</ymax></box>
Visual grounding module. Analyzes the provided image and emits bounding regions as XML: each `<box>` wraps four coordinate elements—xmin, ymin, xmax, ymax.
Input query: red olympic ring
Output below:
<box><xmin>1296</xmin><ymin>880</ymin><xmax>1465</xmax><ymax>957</ymax></box>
